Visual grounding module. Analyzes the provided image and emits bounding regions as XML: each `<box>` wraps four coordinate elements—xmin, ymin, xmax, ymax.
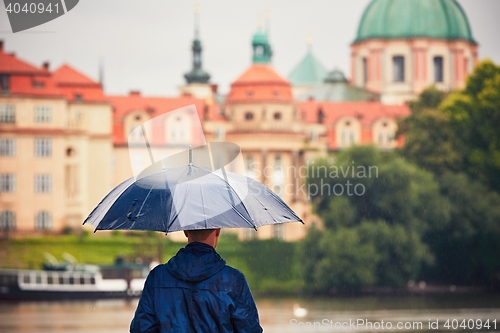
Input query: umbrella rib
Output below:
<box><xmin>134</xmin><ymin>184</ymin><xmax>155</xmax><ymax>220</ymax></box>
<box><xmin>217</xmin><ymin>177</ymin><xmax>257</xmax><ymax>230</ymax></box>
<box><xmin>222</xmin><ymin>197</ymin><xmax>256</xmax><ymax>229</ymax></box>
<box><xmin>84</xmin><ymin>177</ymin><xmax>135</xmax><ymax>228</ymax></box>
<box><xmin>200</xmin><ymin>184</ymin><xmax>207</xmax><ymax>229</ymax></box>
<box><xmin>250</xmin><ymin>188</ymin><xmax>302</xmax><ymax>225</ymax></box>
<box><xmin>163</xmin><ymin>165</ymin><xmax>189</xmax><ymax>234</ymax></box>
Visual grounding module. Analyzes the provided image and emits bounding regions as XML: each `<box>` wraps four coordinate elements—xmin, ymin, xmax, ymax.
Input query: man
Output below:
<box><xmin>130</xmin><ymin>228</ymin><xmax>263</xmax><ymax>333</ymax></box>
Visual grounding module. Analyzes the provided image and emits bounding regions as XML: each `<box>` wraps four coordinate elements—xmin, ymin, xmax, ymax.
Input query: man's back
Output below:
<box><xmin>130</xmin><ymin>242</ymin><xmax>263</xmax><ymax>333</ymax></box>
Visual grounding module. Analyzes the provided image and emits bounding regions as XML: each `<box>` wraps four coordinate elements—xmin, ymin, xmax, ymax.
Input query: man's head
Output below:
<box><xmin>184</xmin><ymin>228</ymin><xmax>221</xmax><ymax>248</ymax></box>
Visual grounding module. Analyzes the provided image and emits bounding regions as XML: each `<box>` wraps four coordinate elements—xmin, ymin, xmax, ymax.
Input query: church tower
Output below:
<box><xmin>179</xmin><ymin>4</ymin><xmax>213</xmax><ymax>98</ymax></box>
<box><xmin>252</xmin><ymin>29</ymin><xmax>273</xmax><ymax>64</ymax></box>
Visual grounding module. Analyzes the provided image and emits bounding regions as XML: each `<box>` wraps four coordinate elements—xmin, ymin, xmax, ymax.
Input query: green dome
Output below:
<box><xmin>355</xmin><ymin>0</ymin><xmax>475</xmax><ymax>43</ymax></box>
<box><xmin>252</xmin><ymin>30</ymin><xmax>269</xmax><ymax>44</ymax></box>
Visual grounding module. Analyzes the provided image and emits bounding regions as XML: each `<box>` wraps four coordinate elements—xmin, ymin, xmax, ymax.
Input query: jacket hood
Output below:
<box><xmin>166</xmin><ymin>242</ymin><xmax>226</xmax><ymax>283</ymax></box>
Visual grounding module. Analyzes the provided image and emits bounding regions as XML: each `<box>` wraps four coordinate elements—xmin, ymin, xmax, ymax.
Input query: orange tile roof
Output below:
<box><xmin>52</xmin><ymin>64</ymin><xmax>101</xmax><ymax>87</ymax></box>
<box><xmin>0</xmin><ymin>49</ymin><xmax>47</xmax><ymax>75</ymax></box>
<box><xmin>108</xmin><ymin>93</ymin><xmax>221</xmax><ymax>145</ymax></box>
<box><xmin>9</xmin><ymin>75</ymin><xmax>61</xmax><ymax>97</ymax></box>
<box><xmin>226</xmin><ymin>64</ymin><xmax>293</xmax><ymax>103</ymax></box>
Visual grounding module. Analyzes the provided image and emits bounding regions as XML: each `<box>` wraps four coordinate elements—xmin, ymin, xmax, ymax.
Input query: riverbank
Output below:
<box><xmin>1</xmin><ymin>233</ymin><xmax>497</xmax><ymax>296</ymax></box>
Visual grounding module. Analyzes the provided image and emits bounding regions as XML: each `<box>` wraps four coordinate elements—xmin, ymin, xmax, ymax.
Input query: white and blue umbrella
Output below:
<box><xmin>83</xmin><ymin>146</ymin><xmax>303</xmax><ymax>233</ymax></box>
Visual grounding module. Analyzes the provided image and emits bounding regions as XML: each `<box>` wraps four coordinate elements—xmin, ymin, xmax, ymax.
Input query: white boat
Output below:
<box><xmin>0</xmin><ymin>257</ymin><xmax>148</xmax><ymax>300</ymax></box>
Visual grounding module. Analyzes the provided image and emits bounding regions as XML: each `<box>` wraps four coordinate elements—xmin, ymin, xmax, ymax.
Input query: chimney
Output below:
<box><xmin>43</xmin><ymin>62</ymin><xmax>50</xmax><ymax>71</ymax></box>
<box><xmin>210</xmin><ymin>84</ymin><xmax>218</xmax><ymax>93</ymax></box>
<box><xmin>0</xmin><ymin>40</ymin><xmax>3</xmax><ymax>52</ymax></box>
<box><xmin>129</xmin><ymin>90</ymin><xmax>141</xmax><ymax>96</ymax></box>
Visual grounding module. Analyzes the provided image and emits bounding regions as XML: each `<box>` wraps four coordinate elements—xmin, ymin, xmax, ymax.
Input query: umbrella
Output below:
<box><xmin>83</xmin><ymin>145</ymin><xmax>303</xmax><ymax>233</ymax></box>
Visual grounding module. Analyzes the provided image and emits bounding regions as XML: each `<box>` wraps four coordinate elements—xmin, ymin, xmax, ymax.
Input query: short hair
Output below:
<box><xmin>185</xmin><ymin>229</ymin><xmax>216</xmax><ymax>241</ymax></box>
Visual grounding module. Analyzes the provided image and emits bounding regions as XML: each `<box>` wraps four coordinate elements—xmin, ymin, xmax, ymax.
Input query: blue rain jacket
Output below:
<box><xmin>130</xmin><ymin>242</ymin><xmax>263</xmax><ymax>333</ymax></box>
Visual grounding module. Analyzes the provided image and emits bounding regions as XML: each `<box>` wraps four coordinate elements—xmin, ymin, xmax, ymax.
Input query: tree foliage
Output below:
<box><xmin>441</xmin><ymin>59</ymin><xmax>500</xmax><ymax>192</ymax></box>
<box><xmin>304</xmin><ymin>147</ymin><xmax>438</xmax><ymax>291</ymax></box>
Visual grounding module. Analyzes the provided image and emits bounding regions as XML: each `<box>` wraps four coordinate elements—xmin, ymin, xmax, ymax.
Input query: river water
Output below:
<box><xmin>0</xmin><ymin>295</ymin><xmax>499</xmax><ymax>333</ymax></box>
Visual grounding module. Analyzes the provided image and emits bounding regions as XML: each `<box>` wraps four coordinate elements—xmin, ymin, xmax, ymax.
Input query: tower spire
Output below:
<box><xmin>306</xmin><ymin>28</ymin><xmax>313</xmax><ymax>52</ymax></box>
<box><xmin>184</xmin><ymin>2</ymin><xmax>210</xmax><ymax>84</ymax></box>
<box><xmin>194</xmin><ymin>2</ymin><xmax>200</xmax><ymax>39</ymax></box>
<box><xmin>98</xmin><ymin>55</ymin><xmax>104</xmax><ymax>90</ymax></box>
<box><xmin>264</xmin><ymin>5</ymin><xmax>271</xmax><ymax>34</ymax></box>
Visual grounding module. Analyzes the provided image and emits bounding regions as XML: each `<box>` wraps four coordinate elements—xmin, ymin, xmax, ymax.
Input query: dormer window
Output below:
<box><xmin>0</xmin><ymin>74</ymin><xmax>10</xmax><ymax>93</ymax></box>
<box><xmin>32</xmin><ymin>80</ymin><xmax>45</xmax><ymax>88</ymax></box>
<box><xmin>75</xmin><ymin>94</ymin><xmax>83</xmax><ymax>102</ymax></box>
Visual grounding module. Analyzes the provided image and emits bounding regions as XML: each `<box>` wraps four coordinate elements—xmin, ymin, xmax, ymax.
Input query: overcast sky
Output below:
<box><xmin>1</xmin><ymin>0</ymin><xmax>499</xmax><ymax>96</ymax></box>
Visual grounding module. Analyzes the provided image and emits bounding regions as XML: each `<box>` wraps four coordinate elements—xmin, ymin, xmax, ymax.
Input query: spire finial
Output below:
<box><xmin>306</xmin><ymin>28</ymin><xmax>313</xmax><ymax>52</ymax></box>
<box><xmin>98</xmin><ymin>55</ymin><xmax>104</xmax><ymax>89</ymax></box>
<box><xmin>194</xmin><ymin>2</ymin><xmax>201</xmax><ymax>38</ymax></box>
<box><xmin>264</xmin><ymin>4</ymin><xmax>271</xmax><ymax>33</ymax></box>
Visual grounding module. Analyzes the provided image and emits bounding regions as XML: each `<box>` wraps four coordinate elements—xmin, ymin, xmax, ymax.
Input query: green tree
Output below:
<box><xmin>398</xmin><ymin>87</ymin><xmax>463</xmax><ymax>175</ymax></box>
<box><xmin>441</xmin><ymin>59</ymin><xmax>500</xmax><ymax>192</ymax></box>
<box><xmin>307</xmin><ymin>228</ymin><xmax>379</xmax><ymax>292</ymax></box>
<box><xmin>424</xmin><ymin>172</ymin><xmax>500</xmax><ymax>285</ymax></box>
<box><xmin>309</xmin><ymin>146</ymin><xmax>448</xmax><ymax>233</ymax></box>
<box><xmin>304</xmin><ymin>147</ymin><xmax>444</xmax><ymax>291</ymax></box>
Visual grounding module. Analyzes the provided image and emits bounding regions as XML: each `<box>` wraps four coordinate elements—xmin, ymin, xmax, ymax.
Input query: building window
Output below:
<box><xmin>35</xmin><ymin>138</ymin><xmax>52</xmax><ymax>157</ymax></box>
<box><xmin>0</xmin><ymin>211</ymin><xmax>15</xmax><ymax>230</ymax></box>
<box><xmin>35</xmin><ymin>211</ymin><xmax>52</xmax><ymax>230</ymax></box>
<box><xmin>215</xmin><ymin>127</ymin><xmax>225</xmax><ymax>140</ymax></box>
<box><xmin>0</xmin><ymin>74</ymin><xmax>10</xmax><ymax>93</ymax></box>
<box><xmin>34</xmin><ymin>105</ymin><xmax>52</xmax><ymax>123</ymax></box>
<box><xmin>0</xmin><ymin>105</ymin><xmax>15</xmax><ymax>123</ymax></box>
<box><xmin>274</xmin><ymin>155</ymin><xmax>282</xmax><ymax>168</ymax></box>
<box><xmin>341</xmin><ymin>130</ymin><xmax>355</xmax><ymax>145</ymax></box>
<box><xmin>129</xmin><ymin>125</ymin><xmax>146</xmax><ymax>144</ymax></box>
<box><xmin>0</xmin><ymin>138</ymin><xmax>15</xmax><ymax>156</ymax></box>
<box><xmin>246</xmin><ymin>156</ymin><xmax>254</xmax><ymax>171</ymax></box>
<box><xmin>434</xmin><ymin>56</ymin><xmax>444</xmax><ymax>83</ymax></box>
<box><xmin>310</xmin><ymin>130</ymin><xmax>318</xmax><ymax>142</ymax></box>
<box><xmin>378</xmin><ymin>131</ymin><xmax>394</xmax><ymax>145</ymax></box>
<box><xmin>363</xmin><ymin>57</ymin><xmax>368</xmax><ymax>84</ymax></box>
<box><xmin>35</xmin><ymin>174</ymin><xmax>52</xmax><ymax>193</ymax></box>
<box><xmin>273</xmin><ymin>185</ymin><xmax>283</xmax><ymax>197</ymax></box>
<box><xmin>273</xmin><ymin>224</ymin><xmax>285</xmax><ymax>240</ymax></box>
<box><xmin>273</xmin><ymin>112</ymin><xmax>281</xmax><ymax>120</ymax></box>
<box><xmin>245</xmin><ymin>112</ymin><xmax>254</xmax><ymax>121</ymax></box>
<box><xmin>0</xmin><ymin>174</ymin><xmax>15</xmax><ymax>192</ymax></box>
<box><xmin>393</xmin><ymin>56</ymin><xmax>405</xmax><ymax>82</ymax></box>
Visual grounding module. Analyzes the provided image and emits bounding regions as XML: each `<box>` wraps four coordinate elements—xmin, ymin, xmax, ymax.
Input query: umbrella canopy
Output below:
<box><xmin>83</xmin><ymin>164</ymin><xmax>303</xmax><ymax>233</ymax></box>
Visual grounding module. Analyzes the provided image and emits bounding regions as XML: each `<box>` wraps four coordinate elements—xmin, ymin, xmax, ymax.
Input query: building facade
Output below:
<box><xmin>350</xmin><ymin>0</ymin><xmax>478</xmax><ymax>104</ymax></box>
<box><xmin>0</xmin><ymin>42</ymin><xmax>113</xmax><ymax>235</ymax></box>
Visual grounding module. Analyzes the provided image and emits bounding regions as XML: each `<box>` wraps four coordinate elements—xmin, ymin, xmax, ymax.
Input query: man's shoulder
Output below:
<box><xmin>221</xmin><ymin>265</ymin><xmax>247</xmax><ymax>281</ymax></box>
